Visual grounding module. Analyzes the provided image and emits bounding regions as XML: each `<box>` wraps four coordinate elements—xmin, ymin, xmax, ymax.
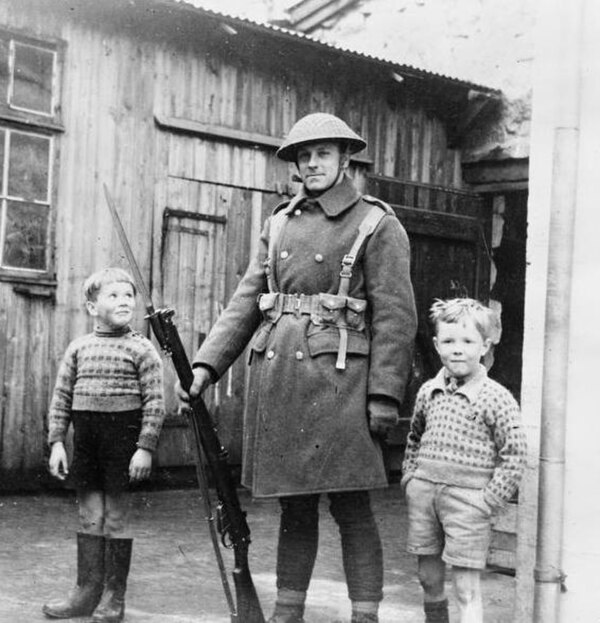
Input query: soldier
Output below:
<box><xmin>178</xmin><ymin>112</ymin><xmax>417</xmax><ymax>623</ymax></box>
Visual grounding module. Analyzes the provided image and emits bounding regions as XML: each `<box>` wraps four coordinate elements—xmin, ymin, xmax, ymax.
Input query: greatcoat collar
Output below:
<box><xmin>283</xmin><ymin>174</ymin><xmax>361</xmax><ymax>218</ymax></box>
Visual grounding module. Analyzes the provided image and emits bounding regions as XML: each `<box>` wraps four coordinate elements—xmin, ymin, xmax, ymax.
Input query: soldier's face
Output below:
<box><xmin>296</xmin><ymin>142</ymin><xmax>348</xmax><ymax>195</ymax></box>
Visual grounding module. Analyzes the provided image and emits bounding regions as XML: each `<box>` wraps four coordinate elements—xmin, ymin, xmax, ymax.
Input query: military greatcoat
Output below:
<box><xmin>194</xmin><ymin>175</ymin><xmax>417</xmax><ymax>497</ymax></box>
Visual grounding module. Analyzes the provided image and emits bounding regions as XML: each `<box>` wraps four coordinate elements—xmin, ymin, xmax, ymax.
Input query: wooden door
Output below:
<box><xmin>156</xmin><ymin>205</ymin><xmax>227</xmax><ymax>468</ymax></box>
<box><xmin>366</xmin><ymin>174</ymin><xmax>492</xmax><ymax>434</ymax></box>
<box><xmin>154</xmin><ymin>176</ymin><xmax>282</xmax><ymax>472</ymax></box>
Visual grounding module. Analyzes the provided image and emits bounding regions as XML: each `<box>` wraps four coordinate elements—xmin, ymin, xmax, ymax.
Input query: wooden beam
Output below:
<box><xmin>0</xmin><ymin>112</ymin><xmax>65</xmax><ymax>134</ymax></box>
<box><xmin>391</xmin><ymin>204</ymin><xmax>483</xmax><ymax>242</ymax></box>
<box><xmin>467</xmin><ymin>181</ymin><xmax>529</xmax><ymax>193</ymax></box>
<box><xmin>463</xmin><ymin>157</ymin><xmax>529</xmax><ymax>185</ymax></box>
<box><xmin>155</xmin><ymin>114</ymin><xmax>281</xmax><ymax>149</ymax></box>
<box><xmin>154</xmin><ymin>114</ymin><xmax>373</xmax><ymax>165</ymax></box>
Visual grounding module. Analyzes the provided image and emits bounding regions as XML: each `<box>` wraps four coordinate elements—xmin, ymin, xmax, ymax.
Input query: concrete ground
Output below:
<box><xmin>0</xmin><ymin>484</ymin><xmax>515</xmax><ymax>622</ymax></box>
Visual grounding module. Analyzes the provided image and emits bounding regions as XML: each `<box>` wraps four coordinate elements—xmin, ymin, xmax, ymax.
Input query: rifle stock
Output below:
<box><xmin>148</xmin><ymin>308</ymin><xmax>265</xmax><ymax>623</ymax></box>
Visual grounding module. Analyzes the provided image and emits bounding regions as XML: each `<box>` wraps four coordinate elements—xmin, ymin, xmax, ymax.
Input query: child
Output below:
<box><xmin>42</xmin><ymin>267</ymin><xmax>165</xmax><ymax>622</ymax></box>
<box><xmin>402</xmin><ymin>298</ymin><xmax>527</xmax><ymax>623</ymax></box>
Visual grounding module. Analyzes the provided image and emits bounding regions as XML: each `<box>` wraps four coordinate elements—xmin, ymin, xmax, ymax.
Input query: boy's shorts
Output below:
<box><xmin>70</xmin><ymin>410</ymin><xmax>142</xmax><ymax>494</ymax></box>
<box><xmin>405</xmin><ymin>477</ymin><xmax>493</xmax><ymax>569</ymax></box>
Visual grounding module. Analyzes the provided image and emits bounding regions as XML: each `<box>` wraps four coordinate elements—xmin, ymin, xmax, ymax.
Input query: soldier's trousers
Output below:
<box><xmin>276</xmin><ymin>490</ymin><xmax>384</xmax><ymax>602</ymax></box>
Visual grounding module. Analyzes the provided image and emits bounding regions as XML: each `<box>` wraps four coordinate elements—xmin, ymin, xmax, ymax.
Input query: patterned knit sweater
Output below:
<box><xmin>48</xmin><ymin>327</ymin><xmax>165</xmax><ymax>452</ymax></box>
<box><xmin>402</xmin><ymin>365</ymin><xmax>527</xmax><ymax>511</ymax></box>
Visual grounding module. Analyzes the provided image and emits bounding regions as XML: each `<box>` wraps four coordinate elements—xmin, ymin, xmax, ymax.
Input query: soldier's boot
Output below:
<box><xmin>91</xmin><ymin>537</ymin><xmax>132</xmax><ymax>623</ymax></box>
<box><xmin>42</xmin><ymin>532</ymin><xmax>105</xmax><ymax>619</ymax></box>
<box><xmin>267</xmin><ymin>603</ymin><xmax>305</xmax><ymax>623</ymax></box>
<box><xmin>424</xmin><ymin>598</ymin><xmax>450</xmax><ymax>623</ymax></box>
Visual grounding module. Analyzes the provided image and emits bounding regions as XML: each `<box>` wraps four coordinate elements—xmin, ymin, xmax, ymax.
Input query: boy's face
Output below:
<box><xmin>433</xmin><ymin>318</ymin><xmax>492</xmax><ymax>383</ymax></box>
<box><xmin>86</xmin><ymin>281</ymin><xmax>135</xmax><ymax>331</ymax></box>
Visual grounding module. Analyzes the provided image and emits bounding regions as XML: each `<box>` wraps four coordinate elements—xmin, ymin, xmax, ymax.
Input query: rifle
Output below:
<box><xmin>104</xmin><ymin>185</ymin><xmax>265</xmax><ymax>623</ymax></box>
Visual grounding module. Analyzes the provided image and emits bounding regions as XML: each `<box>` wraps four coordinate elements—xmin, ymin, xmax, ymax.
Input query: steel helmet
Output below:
<box><xmin>276</xmin><ymin>113</ymin><xmax>367</xmax><ymax>162</ymax></box>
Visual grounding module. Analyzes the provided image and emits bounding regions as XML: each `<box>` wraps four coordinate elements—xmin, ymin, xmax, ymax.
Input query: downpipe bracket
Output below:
<box><xmin>534</xmin><ymin>567</ymin><xmax>568</xmax><ymax>593</ymax></box>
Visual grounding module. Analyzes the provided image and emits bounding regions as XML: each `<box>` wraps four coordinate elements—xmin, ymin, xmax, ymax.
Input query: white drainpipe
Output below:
<box><xmin>532</xmin><ymin>1</ymin><xmax>583</xmax><ymax>620</ymax></box>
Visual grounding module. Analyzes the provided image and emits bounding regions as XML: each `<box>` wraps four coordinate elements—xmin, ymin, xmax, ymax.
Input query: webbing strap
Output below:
<box><xmin>265</xmin><ymin>196</ymin><xmax>300</xmax><ymax>293</ymax></box>
<box><xmin>266</xmin><ymin>211</ymin><xmax>286</xmax><ymax>293</ymax></box>
<box><xmin>335</xmin><ymin>327</ymin><xmax>349</xmax><ymax>370</ymax></box>
<box><xmin>335</xmin><ymin>204</ymin><xmax>386</xmax><ymax>369</ymax></box>
<box><xmin>337</xmin><ymin>204</ymin><xmax>387</xmax><ymax>298</ymax></box>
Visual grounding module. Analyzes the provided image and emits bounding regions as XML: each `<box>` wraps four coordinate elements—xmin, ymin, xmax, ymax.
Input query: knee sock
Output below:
<box><xmin>424</xmin><ymin>598</ymin><xmax>449</xmax><ymax>623</ymax></box>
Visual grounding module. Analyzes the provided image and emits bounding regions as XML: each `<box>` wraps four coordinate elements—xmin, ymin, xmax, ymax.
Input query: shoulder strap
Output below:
<box><xmin>337</xmin><ymin>203</ymin><xmax>387</xmax><ymax>298</ymax></box>
<box><xmin>362</xmin><ymin>194</ymin><xmax>394</xmax><ymax>214</ymax></box>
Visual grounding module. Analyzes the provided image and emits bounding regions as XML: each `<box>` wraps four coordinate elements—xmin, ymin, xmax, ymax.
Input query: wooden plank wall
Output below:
<box><xmin>0</xmin><ymin>1</ymin><xmax>466</xmax><ymax>486</ymax></box>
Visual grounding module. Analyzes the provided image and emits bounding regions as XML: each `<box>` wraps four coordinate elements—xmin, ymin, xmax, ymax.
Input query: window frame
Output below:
<box><xmin>0</xmin><ymin>27</ymin><xmax>64</xmax><ymax>286</ymax></box>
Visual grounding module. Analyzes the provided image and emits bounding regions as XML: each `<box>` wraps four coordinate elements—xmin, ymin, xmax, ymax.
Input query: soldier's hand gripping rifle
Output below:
<box><xmin>104</xmin><ymin>185</ymin><xmax>265</xmax><ymax>623</ymax></box>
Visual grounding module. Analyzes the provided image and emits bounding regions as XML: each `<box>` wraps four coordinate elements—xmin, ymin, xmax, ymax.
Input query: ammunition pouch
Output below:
<box><xmin>312</xmin><ymin>293</ymin><xmax>367</xmax><ymax>332</ymax></box>
<box><xmin>255</xmin><ymin>292</ymin><xmax>368</xmax><ymax>369</ymax></box>
<box><xmin>257</xmin><ymin>292</ymin><xmax>282</xmax><ymax>324</ymax></box>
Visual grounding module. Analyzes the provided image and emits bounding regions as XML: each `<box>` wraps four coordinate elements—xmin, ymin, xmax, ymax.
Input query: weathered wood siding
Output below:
<box><xmin>0</xmin><ymin>0</ymin><xmax>466</xmax><ymax>487</ymax></box>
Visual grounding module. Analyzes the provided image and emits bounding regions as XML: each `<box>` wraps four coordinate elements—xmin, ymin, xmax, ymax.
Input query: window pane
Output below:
<box><xmin>2</xmin><ymin>200</ymin><xmax>48</xmax><ymax>270</ymax></box>
<box><xmin>12</xmin><ymin>42</ymin><xmax>54</xmax><ymax>114</ymax></box>
<box><xmin>8</xmin><ymin>131</ymin><xmax>50</xmax><ymax>201</ymax></box>
<box><xmin>0</xmin><ymin>38</ymin><xmax>8</xmax><ymax>107</ymax></box>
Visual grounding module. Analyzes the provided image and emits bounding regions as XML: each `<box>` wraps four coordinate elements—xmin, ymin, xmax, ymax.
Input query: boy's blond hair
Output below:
<box><xmin>83</xmin><ymin>267</ymin><xmax>137</xmax><ymax>302</ymax></box>
<box><xmin>429</xmin><ymin>297</ymin><xmax>501</xmax><ymax>343</ymax></box>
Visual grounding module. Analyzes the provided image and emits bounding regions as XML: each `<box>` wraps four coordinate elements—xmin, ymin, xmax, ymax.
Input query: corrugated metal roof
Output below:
<box><xmin>169</xmin><ymin>0</ymin><xmax>500</xmax><ymax>94</ymax></box>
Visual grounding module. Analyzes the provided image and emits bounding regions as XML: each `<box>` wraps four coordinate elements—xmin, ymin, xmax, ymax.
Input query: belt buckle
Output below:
<box><xmin>294</xmin><ymin>294</ymin><xmax>302</xmax><ymax>317</ymax></box>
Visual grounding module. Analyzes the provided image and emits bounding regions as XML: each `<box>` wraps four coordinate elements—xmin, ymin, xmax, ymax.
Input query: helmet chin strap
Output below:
<box><xmin>333</xmin><ymin>166</ymin><xmax>347</xmax><ymax>186</ymax></box>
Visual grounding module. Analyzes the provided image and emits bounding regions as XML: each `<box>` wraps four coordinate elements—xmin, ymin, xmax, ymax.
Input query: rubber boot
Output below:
<box><xmin>91</xmin><ymin>537</ymin><xmax>133</xmax><ymax>623</ymax></box>
<box><xmin>424</xmin><ymin>598</ymin><xmax>450</xmax><ymax>623</ymax></box>
<box><xmin>42</xmin><ymin>532</ymin><xmax>105</xmax><ymax>619</ymax></box>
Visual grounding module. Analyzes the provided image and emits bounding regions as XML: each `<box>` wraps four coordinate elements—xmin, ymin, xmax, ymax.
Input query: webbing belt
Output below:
<box><xmin>279</xmin><ymin>293</ymin><xmax>320</xmax><ymax>315</ymax></box>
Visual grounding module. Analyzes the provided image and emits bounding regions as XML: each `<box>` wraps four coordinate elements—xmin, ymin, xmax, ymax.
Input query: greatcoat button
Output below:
<box><xmin>280</xmin><ymin>251</ymin><xmax>289</xmax><ymax>259</ymax></box>
<box><xmin>267</xmin><ymin>350</ymin><xmax>275</xmax><ymax>359</ymax></box>
<box><xmin>314</xmin><ymin>253</ymin><xmax>324</xmax><ymax>263</ymax></box>
<box><xmin>295</xmin><ymin>351</ymin><xmax>304</xmax><ymax>360</ymax></box>
<box><xmin>294</xmin><ymin>209</ymin><xmax>302</xmax><ymax>216</ymax></box>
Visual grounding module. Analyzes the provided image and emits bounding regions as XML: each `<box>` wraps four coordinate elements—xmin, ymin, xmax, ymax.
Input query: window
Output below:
<box><xmin>0</xmin><ymin>29</ymin><xmax>62</xmax><ymax>280</ymax></box>
<box><xmin>0</xmin><ymin>128</ymin><xmax>52</xmax><ymax>271</ymax></box>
